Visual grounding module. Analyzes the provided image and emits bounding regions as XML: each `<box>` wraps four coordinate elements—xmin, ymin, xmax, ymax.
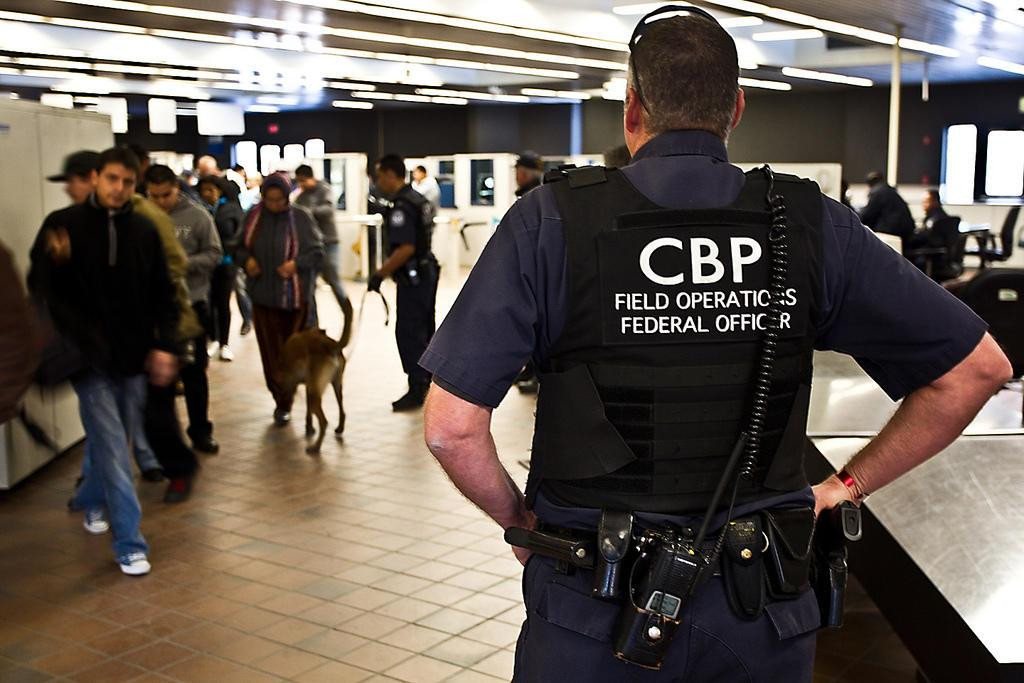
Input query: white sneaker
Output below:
<box><xmin>83</xmin><ymin>509</ymin><xmax>109</xmax><ymax>534</ymax></box>
<box><xmin>218</xmin><ymin>345</ymin><xmax>234</xmax><ymax>362</ymax></box>
<box><xmin>207</xmin><ymin>341</ymin><xmax>220</xmax><ymax>358</ymax></box>
<box><xmin>118</xmin><ymin>553</ymin><xmax>151</xmax><ymax>576</ymax></box>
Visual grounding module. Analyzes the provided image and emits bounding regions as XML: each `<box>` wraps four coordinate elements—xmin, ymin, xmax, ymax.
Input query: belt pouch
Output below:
<box><xmin>613</xmin><ymin>607</ymin><xmax>681</xmax><ymax>670</ymax></box>
<box><xmin>593</xmin><ymin>510</ymin><xmax>633</xmax><ymax>600</ymax></box>
<box><xmin>722</xmin><ymin>517</ymin><xmax>766</xmax><ymax>619</ymax></box>
<box><xmin>761</xmin><ymin>507</ymin><xmax>816</xmax><ymax>599</ymax></box>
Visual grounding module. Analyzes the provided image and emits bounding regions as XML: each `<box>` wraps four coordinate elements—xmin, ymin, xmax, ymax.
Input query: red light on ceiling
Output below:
<box><xmin>268</xmin><ymin>123</ymin><xmax>279</xmax><ymax>134</ymax></box>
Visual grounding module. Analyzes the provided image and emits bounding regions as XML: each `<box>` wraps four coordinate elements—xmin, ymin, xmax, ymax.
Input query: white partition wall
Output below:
<box><xmin>323</xmin><ymin>152</ymin><xmax>370</xmax><ymax>279</ymax></box>
<box><xmin>0</xmin><ymin>100</ymin><xmax>106</xmax><ymax>488</ymax></box>
<box><xmin>452</xmin><ymin>153</ymin><xmax>517</xmax><ymax>267</ymax></box>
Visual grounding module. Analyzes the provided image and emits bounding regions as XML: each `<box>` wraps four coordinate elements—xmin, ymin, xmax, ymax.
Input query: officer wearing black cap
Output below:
<box><xmin>369</xmin><ymin>154</ymin><xmax>439</xmax><ymax>411</ymax></box>
<box><xmin>515</xmin><ymin>151</ymin><xmax>544</xmax><ymax>198</ymax></box>
<box><xmin>421</xmin><ymin>6</ymin><xmax>1010</xmax><ymax>681</ymax></box>
<box><xmin>47</xmin><ymin>151</ymin><xmax>100</xmax><ymax>205</ymax></box>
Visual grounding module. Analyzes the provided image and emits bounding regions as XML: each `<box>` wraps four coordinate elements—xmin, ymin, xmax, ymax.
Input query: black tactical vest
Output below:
<box><xmin>389</xmin><ymin>185</ymin><xmax>436</xmax><ymax>260</ymax></box>
<box><xmin>527</xmin><ymin>166</ymin><xmax>823</xmax><ymax>514</ymax></box>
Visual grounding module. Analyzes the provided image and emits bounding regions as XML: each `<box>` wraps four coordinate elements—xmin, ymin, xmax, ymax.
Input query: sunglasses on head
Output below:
<box><xmin>628</xmin><ymin>4</ymin><xmax>723</xmax><ymax>111</ymax></box>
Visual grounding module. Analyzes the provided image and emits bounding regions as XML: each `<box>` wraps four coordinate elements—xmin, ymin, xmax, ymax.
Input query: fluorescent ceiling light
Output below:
<box><xmin>898</xmin><ymin>39</ymin><xmax>960</xmax><ymax>58</ymax></box>
<box><xmin>721</xmin><ymin>16</ymin><xmax>764</xmax><ymax>28</ymax></box>
<box><xmin>752</xmin><ymin>28</ymin><xmax>823</xmax><ymax>41</ymax></box>
<box><xmin>416</xmin><ymin>88</ymin><xmax>530</xmax><ymax>103</ymax></box>
<box><xmin>326</xmin><ymin>81</ymin><xmax>377</xmax><ymax>91</ymax></box>
<box><xmin>13</xmin><ymin>57</ymin><xmax>92</xmax><ymax>69</ymax></box>
<box><xmin>277</xmin><ymin>0</ymin><xmax>626</xmax><ymax>52</ymax></box>
<box><xmin>521</xmin><ymin>88</ymin><xmax>592</xmax><ymax>100</ymax></box>
<box><xmin>2</xmin><ymin>9</ymin><xmax>582</xmax><ymax>81</ymax></box>
<box><xmin>430</xmin><ymin>96</ymin><xmax>468</xmax><ymax>105</ymax></box>
<box><xmin>781</xmin><ymin>66</ymin><xmax>873</xmax><ymax>87</ymax></box>
<box><xmin>332</xmin><ymin>100</ymin><xmax>373</xmax><ymax>109</ymax></box>
<box><xmin>977</xmin><ymin>55</ymin><xmax>1024</xmax><ymax>76</ymax></box>
<box><xmin>50</xmin><ymin>0</ymin><xmax>615</xmax><ymax>71</ymax></box>
<box><xmin>696</xmin><ymin>0</ymin><xmax>958</xmax><ymax>58</ymax></box>
<box><xmin>738</xmin><ymin>76</ymin><xmax>792</xmax><ymax>90</ymax></box>
<box><xmin>394</xmin><ymin>94</ymin><xmax>431</xmax><ymax>103</ymax></box>
<box><xmin>352</xmin><ymin>91</ymin><xmax>395</xmax><ymax>100</ymax></box>
<box><xmin>246</xmin><ymin>104</ymin><xmax>280</xmax><ymax>113</ymax></box>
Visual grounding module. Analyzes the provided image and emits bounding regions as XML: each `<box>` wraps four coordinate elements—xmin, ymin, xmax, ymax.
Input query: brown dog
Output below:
<box><xmin>279</xmin><ymin>299</ymin><xmax>354</xmax><ymax>454</ymax></box>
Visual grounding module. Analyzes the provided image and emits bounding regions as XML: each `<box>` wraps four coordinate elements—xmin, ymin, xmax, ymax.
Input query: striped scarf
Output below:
<box><xmin>243</xmin><ymin>203</ymin><xmax>301</xmax><ymax>309</ymax></box>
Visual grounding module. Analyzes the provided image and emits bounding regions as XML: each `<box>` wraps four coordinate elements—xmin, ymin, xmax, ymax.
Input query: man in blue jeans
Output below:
<box><xmin>29</xmin><ymin>146</ymin><xmax>179</xmax><ymax>576</ymax></box>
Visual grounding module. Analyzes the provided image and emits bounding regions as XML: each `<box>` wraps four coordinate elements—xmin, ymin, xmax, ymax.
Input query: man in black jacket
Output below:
<box><xmin>859</xmin><ymin>171</ymin><xmax>915</xmax><ymax>247</ymax></box>
<box><xmin>29</xmin><ymin>146</ymin><xmax>179</xmax><ymax>576</ymax></box>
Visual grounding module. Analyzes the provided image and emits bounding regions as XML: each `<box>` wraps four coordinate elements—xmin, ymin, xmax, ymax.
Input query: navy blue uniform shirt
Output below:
<box><xmin>420</xmin><ymin>131</ymin><xmax>987</xmax><ymax>409</ymax></box>
<box><xmin>385</xmin><ymin>187</ymin><xmax>419</xmax><ymax>251</ymax></box>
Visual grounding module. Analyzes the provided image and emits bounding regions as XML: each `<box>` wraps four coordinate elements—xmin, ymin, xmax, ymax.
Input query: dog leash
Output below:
<box><xmin>346</xmin><ymin>286</ymin><xmax>391</xmax><ymax>363</ymax></box>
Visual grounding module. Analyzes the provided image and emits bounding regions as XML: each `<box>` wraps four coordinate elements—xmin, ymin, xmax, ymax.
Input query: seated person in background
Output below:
<box><xmin>907</xmin><ymin>190</ymin><xmax>961</xmax><ymax>280</ymax></box>
<box><xmin>859</xmin><ymin>171</ymin><xmax>915</xmax><ymax>249</ymax></box>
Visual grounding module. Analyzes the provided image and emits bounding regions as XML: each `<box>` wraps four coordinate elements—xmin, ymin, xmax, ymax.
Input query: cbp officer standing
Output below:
<box><xmin>421</xmin><ymin>6</ymin><xmax>1011</xmax><ymax>681</ymax></box>
<box><xmin>370</xmin><ymin>154</ymin><xmax>439</xmax><ymax>411</ymax></box>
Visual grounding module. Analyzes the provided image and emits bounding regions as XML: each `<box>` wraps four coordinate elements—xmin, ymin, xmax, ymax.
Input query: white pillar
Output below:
<box><xmin>887</xmin><ymin>27</ymin><xmax>902</xmax><ymax>186</ymax></box>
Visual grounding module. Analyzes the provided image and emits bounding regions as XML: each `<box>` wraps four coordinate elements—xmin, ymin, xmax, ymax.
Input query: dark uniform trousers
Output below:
<box><xmin>395</xmin><ymin>268</ymin><xmax>439</xmax><ymax>387</ymax></box>
<box><xmin>180</xmin><ymin>301</ymin><xmax>213</xmax><ymax>441</ymax></box>
<box><xmin>144</xmin><ymin>383</ymin><xmax>198</xmax><ymax>479</ymax></box>
<box><xmin>514</xmin><ymin>555</ymin><xmax>818</xmax><ymax>682</ymax></box>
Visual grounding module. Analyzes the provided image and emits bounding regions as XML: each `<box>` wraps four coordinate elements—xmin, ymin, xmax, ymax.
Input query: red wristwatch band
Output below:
<box><xmin>836</xmin><ymin>469</ymin><xmax>865</xmax><ymax>501</ymax></box>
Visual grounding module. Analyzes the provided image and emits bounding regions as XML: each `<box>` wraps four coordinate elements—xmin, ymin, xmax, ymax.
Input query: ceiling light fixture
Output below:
<box><xmin>246</xmin><ymin>104</ymin><xmax>280</xmax><ymax>113</ymax></box>
<box><xmin>897</xmin><ymin>38</ymin><xmax>960</xmax><ymax>58</ymax></box>
<box><xmin>752</xmin><ymin>28</ymin><xmax>824</xmax><ymax>41</ymax></box>
<box><xmin>277</xmin><ymin>0</ymin><xmax>626</xmax><ymax>52</ymax></box>
<box><xmin>521</xmin><ymin>88</ymin><xmax>592</xmax><ymax>100</ymax></box>
<box><xmin>738</xmin><ymin>76</ymin><xmax>792</xmax><ymax>90</ymax></box>
<box><xmin>2</xmin><ymin>9</ymin><xmax>582</xmax><ymax>82</ymax></box>
<box><xmin>325</xmin><ymin>81</ymin><xmax>377</xmax><ymax>91</ymax></box>
<box><xmin>332</xmin><ymin>99</ymin><xmax>373</xmax><ymax>109</ymax></box>
<box><xmin>977</xmin><ymin>55</ymin><xmax>1024</xmax><ymax>75</ymax></box>
<box><xmin>697</xmin><ymin>0</ymin><xmax>958</xmax><ymax>58</ymax></box>
<box><xmin>781</xmin><ymin>66</ymin><xmax>873</xmax><ymax>87</ymax></box>
<box><xmin>49</xmin><ymin>0</ymin><xmax>614</xmax><ymax>71</ymax></box>
<box><xmin>415</xmin><ymin>87</ymin><xmax>530</xmax><ymax>103</ymax></box>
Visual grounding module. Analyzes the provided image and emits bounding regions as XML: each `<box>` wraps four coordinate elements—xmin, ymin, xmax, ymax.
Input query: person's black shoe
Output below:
<box><xmin>273</xmin><ymin>409</ymin><xmax>291</xmax><ymax>426</ymax></box>
<box><xmin>240</xmin><ymin>321</ymin><xmax>253</xmax><ymax>336</ymax></box>
<box><xmin>163</xmin><ymin>476</ymin><xmax>193</xmax><ymax>504</ymax></box>
<box><xmin>192</xmin><ymin>435</ymin><xmax>219</xmax><ymax>454</ymax></box>
<box><xmin>391</xmin><ymin>385</ymin><xmax>428</xmax><ymax>412</ymax></box>
<box><xmin>141</xmin><ymin>468</ymin><xmax>166</xmax><ymax>483</ymax></box>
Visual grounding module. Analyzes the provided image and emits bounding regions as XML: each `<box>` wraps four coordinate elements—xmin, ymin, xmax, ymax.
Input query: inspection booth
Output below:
<box><xmin>0</xmin><ymin>100</ymin><xmax>104</xmax><ymax>487</ymax></box>
<box><xmin>322</xmin><ymin>152</ymin><xmax>372</xmax><ymax>279</ymax></box>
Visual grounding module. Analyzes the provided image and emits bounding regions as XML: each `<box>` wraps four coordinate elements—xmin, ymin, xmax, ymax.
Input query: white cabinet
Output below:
<box><xmin>0</xmin><ymin>100</ymin><xmax>112</xmax><ymax>488</ymax></box>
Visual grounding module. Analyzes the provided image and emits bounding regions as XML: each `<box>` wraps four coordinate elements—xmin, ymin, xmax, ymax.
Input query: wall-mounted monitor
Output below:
<box><xmin>984</xmin><ymin>130</ymin><xmax>1024</xmax><ymax>198</ymax></box>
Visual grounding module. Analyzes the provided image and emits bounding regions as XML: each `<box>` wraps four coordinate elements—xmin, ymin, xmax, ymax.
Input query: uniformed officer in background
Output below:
<box><xmin>369</xmin><ymin>154</ymin><xmax>439</xmax><ymax>411</ymax></box>
<box><xmin>421</xmin><ymin>5</ymin><xmax>1011</xmax><ymax>681</ymax></box>
<box><xmin>514</xmin><ymin>152</ymin><xmax>544</xmax><ymax>198</ymax></box>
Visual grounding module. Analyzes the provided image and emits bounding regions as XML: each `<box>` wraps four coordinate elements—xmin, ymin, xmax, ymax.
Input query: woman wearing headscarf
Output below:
<box><xmin>235</xmin><ymin>173</ymin><xmax>324</xmax><ymax>425</ymax></box>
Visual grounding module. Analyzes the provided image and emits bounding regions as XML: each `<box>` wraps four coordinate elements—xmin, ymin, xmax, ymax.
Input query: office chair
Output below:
<box><xmin>957</xmin><ymin>268</ymin><xmax>1024</xmax><ymax>379</ymax></box>
<box><xmin>905</xmin><ymin>216</ymin><xmax>964</xmax><ymax>282</ymax></box>
<box><xmin>968</xmin><ymin>207</ymin><xmax>1020</xmax><ymax>269</ymax></box>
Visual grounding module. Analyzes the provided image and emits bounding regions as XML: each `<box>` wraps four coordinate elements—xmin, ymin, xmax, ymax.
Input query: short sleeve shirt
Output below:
<box><xmin>420</xmin><ymin>131</ymin><xmax>987</xmax><ymax>409</ymax></box>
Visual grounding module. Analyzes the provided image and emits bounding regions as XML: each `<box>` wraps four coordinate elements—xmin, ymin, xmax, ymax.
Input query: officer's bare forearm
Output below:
<box><xmin>378</xmin><ymin>244</ymin><xmax>415</xmax><ymax>277</ymax></box>
<box><xmin>424</xmin><ymin>384</ymin><xmax>532</xmax><ymax>530</ymax></box>
<box><xmin>840</xmin><ymin>333</ymin><xmax>1012</xmax><ymax>496</ymax></box>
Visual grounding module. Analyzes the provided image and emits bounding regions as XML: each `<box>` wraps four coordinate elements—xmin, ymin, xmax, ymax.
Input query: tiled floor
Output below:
<box><xmin>0</xmin><ymin>277</ymin><xmax>920</xmax><ymax>682</ymax></box>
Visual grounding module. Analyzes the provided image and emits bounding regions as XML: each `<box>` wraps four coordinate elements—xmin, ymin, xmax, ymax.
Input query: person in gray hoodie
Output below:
<box><xmin>146</xmin><ymin>164</ymin><xmax>223</xmax><ymax>454</ymax></box>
